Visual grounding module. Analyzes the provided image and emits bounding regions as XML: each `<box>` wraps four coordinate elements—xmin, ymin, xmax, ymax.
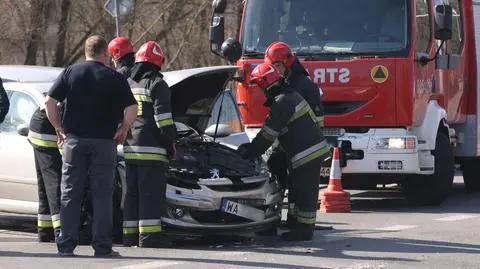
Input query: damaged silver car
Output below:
<box><xmin>116</xmin><ymin>66</ymin><xmax>283</xmax><ymax>237</ymax></box>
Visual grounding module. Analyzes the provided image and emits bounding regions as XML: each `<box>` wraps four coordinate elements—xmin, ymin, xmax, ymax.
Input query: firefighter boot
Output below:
<box><xmin>139</xmin><ymin>233</ymin><xmax>172</xmax><ymax>248</ymax></box>
<box><xmin>38</xmin><ymin>228</ymin><xmax>55</xmax><ymax>243</ymax></box>
<box><xmin>281</xmin><ymin>223</ymin><xmax>314</xmax><ymax>241</ymax></box>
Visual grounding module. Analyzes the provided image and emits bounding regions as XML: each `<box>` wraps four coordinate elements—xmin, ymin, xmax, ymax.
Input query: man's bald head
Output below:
<box><xmin>85</xmin><ymin>35</ymin><xmax>108</xmax><ymax>60</ymax></box>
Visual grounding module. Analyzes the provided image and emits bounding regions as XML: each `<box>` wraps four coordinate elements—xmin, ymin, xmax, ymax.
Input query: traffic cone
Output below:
<box><xmin>319</xmin><ymin>147</ymin><xmax>351</xmax><ymax>213</ymax></box>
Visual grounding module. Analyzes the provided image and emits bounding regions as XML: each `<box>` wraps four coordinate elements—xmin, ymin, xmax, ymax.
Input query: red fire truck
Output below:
<box><xmin>208</xmin><ymin>0</ymin><xmax>480</xmax><ymax>205</ymax></box>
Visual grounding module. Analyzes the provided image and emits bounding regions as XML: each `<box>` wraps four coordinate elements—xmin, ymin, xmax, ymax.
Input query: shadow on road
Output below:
<box><xmin>0</xmin><ymin>249</ymin><xmax>327</xmax><ymax>269</ymax></box>
<box><xmin>0</xmin><ymin>228</ymin><xmax>479</xmax><ymax>268</ymax></box>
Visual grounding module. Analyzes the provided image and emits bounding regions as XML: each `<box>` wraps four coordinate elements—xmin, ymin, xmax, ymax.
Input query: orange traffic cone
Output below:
<box><xmin>319</xmin><ymin>147</ymin><xmax>351</xmax><ymax>213</ymax></box>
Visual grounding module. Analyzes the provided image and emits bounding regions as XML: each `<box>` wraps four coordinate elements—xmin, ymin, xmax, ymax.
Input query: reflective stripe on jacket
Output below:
<box><xmin>124</xmin><ymin>73</ymin><xmax>177</xmax><ymax>165</ymax></box>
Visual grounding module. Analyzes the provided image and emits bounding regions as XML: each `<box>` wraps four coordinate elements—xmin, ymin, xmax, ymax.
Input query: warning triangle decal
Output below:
<box><xmin>374</xmin><ymin>67</ymin><xmax>386</xmax><ymax>79</ymax></box>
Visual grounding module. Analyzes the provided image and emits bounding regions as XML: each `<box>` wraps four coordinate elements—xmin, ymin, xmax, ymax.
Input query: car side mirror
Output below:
<box><xmin>17</xmin><ymin>124</ymin><xmax>29</xmax><ymax>137</ymax></box>
<box><xmin>434</xmin><ymin>4</ymin><xmax>453</xmax><ymax>41</ymax></box>
<box><xmin>204</xmin><ymin>124</ymin><xmax>233</xmax><ymax>138</ymax></box>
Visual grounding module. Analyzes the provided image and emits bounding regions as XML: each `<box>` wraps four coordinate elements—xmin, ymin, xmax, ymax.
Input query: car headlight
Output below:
<box><xmin>368</xmin><ymin>136</ymin><xmax>416</xmax><ymax>151</ymax></box>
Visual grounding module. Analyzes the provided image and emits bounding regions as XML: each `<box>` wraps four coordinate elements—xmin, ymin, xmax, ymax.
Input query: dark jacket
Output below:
<box><xmin>116</xmin><ymin>53</ymin><xmax>135</xmax><ymax>78</ymax></box>
<box><xmin>117</xmin><ymin>65</ymin><xmax>133</xmax><ymax>78</ymax></box>
<box><xmin>28</xmin><ymin>107</ymin><xmax>59</xmax><ymax>152</ymax></box>
<box><xmin>240</xmin><ymin>82</ymin><xmax>329</xmax><ymax>170</ymax></box>
<box><xmin>0</xmin><ymin>77</ymin><xmax>10</xmax><ymax>124</ymax></box>
<box><xmin>123</xmin><ymin>62</ymin><xmax>177</xmax><ymax>165</ymax></box>
<box><xmin>286</xmin><ymin>58</ymin><xmax>325</xmax><ymax>127</ymax></box>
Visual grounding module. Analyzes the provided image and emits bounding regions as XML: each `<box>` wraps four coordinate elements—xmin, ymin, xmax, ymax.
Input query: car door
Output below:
<box><xmin>0</xmin><ymin>90</ymin><xmax>39</xmax><ymax>205</ymax></box>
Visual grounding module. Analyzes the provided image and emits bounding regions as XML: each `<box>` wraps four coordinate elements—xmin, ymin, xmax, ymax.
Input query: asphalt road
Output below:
<box><xmin>0</xmin><ymin>175</ymin><xmax>479</xmax><ymax>269</ymax></box>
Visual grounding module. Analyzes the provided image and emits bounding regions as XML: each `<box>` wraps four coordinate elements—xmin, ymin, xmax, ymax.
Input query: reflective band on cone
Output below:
<box><xmin>319</xmin><ymin>147</ymin><xmax>351</xmax><ymax>213</ymax></box>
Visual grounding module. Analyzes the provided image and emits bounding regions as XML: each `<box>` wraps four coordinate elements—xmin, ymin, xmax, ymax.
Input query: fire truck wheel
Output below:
<box><xmin>460</xmin><ymin>159</ymin><xmax>480</xmax><ymax>190</ymax></box>
<box><xmin>402</xmin><ymin>132</ymin><xmax>454</xmax><ymax>206</ymax></box>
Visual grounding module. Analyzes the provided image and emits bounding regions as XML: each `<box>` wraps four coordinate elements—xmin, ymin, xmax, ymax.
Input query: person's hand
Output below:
<box><xmin>113</xmin><ymin>125</ymin><xmax>129</xmax><ymax>145</ymax></box>
<box><xmin>55</xmin><ymin>127</ymin><xmax>65</xmax><ymax>145</ymax></box>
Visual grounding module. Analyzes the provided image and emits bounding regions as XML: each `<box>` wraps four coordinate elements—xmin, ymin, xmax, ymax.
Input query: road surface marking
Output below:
<box><xmin>433</xmin><ymin>215</ymin><xmax>477</xmax><ymax>222</ymax></box>
<box><xmin>113</xmin><ymin>261</ymin><xmax>184</xmax><ymax>269</ymax></box>
<box><xmin>374</xmin><ymin>225</ymin><xmax>417</xmax><ymax>231</ymax></box>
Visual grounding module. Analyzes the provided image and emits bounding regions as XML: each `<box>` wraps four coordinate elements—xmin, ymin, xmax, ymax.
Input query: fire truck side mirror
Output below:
<box><xmin>209</xmin><ymin>0</ymin><xmax>227</xmax><ymax>56</ymax></box>
<box><xmin>434</xmin><ymin>4</ymin><xmax>453</xmax><ymax>41</ymax></box>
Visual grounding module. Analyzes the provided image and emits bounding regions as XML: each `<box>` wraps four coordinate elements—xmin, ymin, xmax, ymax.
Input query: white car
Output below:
<box><xmin>0</xmin><ymin>65</ymin><xmax>282</xmax><ymax>239</ymax></box>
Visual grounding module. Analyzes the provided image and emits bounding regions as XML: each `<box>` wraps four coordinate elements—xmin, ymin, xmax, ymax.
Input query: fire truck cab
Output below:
<box><xmin>209</xmin><ymin>0</ymin><xmax>480</xmax><ymax>205</ymax></box>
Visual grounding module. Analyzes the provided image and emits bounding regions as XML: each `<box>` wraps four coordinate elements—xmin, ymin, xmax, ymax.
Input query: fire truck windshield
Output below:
<box><xmin>241</xmin><ymin>0</ymin><xmax>409</xmax><ymax>58</ymax></box>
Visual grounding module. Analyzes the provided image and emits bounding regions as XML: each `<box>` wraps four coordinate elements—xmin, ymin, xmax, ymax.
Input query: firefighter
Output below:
<box><xmin>122</xmin><ymin>41</ymin><xmax>177</xmax><ymax>248</ymax></box>
<box><xmin>237</xmin><ymin>63</ymin><xmax>329</xmax><ymax>241</ymax></box>
<box><xmin>264</xmin><ymin>41</ymin><xmax>324</xmax><ymax>128</ymax></box>
<box><xmin>28</xmin><ymin>105</ymin><xmax>62</xmax><ymax>242</ymax></box>
<box><xmin>264</xmin><ymin>41</ymin><xmax>325</xmax><ymax>229</ymax></box>
<box><xmin>108</xmin><ymin>36</ymin><xmax>135</xmax><ymax>77</ymax></box>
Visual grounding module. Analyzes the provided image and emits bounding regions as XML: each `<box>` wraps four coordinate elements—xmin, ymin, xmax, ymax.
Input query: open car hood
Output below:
<box><xmin>162</xmin><ymin>66</ymin><xmax>238</xmax><ymax>133</ymax></box>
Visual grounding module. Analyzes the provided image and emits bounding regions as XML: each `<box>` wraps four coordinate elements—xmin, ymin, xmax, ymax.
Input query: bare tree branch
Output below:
<box><xmin>166</xmin><ymin>1</ymin><xmax>209</xmax><ymax>70</ymax></box>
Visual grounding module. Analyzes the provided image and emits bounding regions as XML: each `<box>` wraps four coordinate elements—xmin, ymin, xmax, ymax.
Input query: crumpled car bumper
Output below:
<box><xmin>163</xmin><ymin>174</ymin><xmax>283</xmax><ymax>235</ymax></box>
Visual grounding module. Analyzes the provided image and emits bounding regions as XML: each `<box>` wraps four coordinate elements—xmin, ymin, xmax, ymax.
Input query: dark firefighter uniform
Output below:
<box><xmin>122</xmin><ymin>68</ymin><xmax>177</xmax><ymax>248</ymax></box>
<box><xmin>28</xmin><ymin>107</ymin><xmax>62</xmax><ymax>242</ymax></box>
<box><xmin>268</xmin><ymin>58</ymin><xmax>326</xmax><ymax>229</ymax></box>
<box><xmin>117</xmin><ymin>64</ymin><xmax>133</xmax><ymax>78</ymax></box>
<box><xmin>238</xmin><ymin>82</ymin><xmax>329</xmax><ymax>241</ymax></box>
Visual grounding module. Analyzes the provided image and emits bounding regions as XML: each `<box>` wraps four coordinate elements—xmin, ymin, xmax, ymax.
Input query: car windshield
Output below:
<box><xmin>241</xmin><ymin>0</ymin><xmax>409</xmax><ymax>58</ymax></box>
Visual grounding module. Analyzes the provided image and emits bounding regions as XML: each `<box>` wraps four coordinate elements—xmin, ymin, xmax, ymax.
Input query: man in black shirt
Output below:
<box><xmin>45</xmin><ymin>35</ymin><xmax>138</xmax><ymax>257</ymax></box>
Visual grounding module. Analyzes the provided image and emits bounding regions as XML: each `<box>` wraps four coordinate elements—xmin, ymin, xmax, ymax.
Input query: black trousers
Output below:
<box><xmin>289</xmin><ymin>158</ymin><xmax>322</xmax><ymax>232</ymax></box>
<box><xmin>123</xmin><ymin>163</ymin><xmax>167</xmax><ymax>247</ymax></box>
<box><xmin>34</xmin><ymin>148</ymin><xmax>62</xmax><ymax>242</ymax></box>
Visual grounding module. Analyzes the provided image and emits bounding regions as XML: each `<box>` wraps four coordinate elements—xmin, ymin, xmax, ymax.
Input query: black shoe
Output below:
<box><xmin>94</xmin><ymin>249</ymin><xmax>120</xmax><ymax>258</ymax></box>
<box><xmin>38</xmin><ymin>237</ymin><xmax>55</xmax><ymax>243</ymax></box>
<box><xmin>58</xmin><ymin>251</ymin><xmax>75</xmax><ymax>257</ymax></box>
<box><xmin>281</xmin><ymin>227</ymin><xmax>314</xmax><ymax>242</ymax></box>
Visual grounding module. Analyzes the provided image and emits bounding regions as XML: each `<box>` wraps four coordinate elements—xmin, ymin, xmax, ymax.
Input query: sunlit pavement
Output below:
<box><xmin>0</xmin><ymin>175</ymin><xmax>479</xmax><ymax>269</ymax></box>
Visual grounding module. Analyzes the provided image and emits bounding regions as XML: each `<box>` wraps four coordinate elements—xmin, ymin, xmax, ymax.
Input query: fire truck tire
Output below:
<box><xmin>460</xmin><ymin>160</ymin><xmax>480</xmax><ymax>190</ymax></box>
<box><xmin>402</xmin><ymin>132</ymin><xmax>454</xmax><ymax>206</ymax></box>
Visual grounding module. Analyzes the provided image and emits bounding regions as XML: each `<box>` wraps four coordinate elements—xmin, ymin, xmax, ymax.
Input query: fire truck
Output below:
<box><xmin>208</xmin><ymin>0</ymin><xmax>480</xmax><ymax>205</ymax></box>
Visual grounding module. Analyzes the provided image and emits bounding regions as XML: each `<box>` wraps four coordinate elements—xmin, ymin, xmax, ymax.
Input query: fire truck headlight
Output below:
<box><xmin>368</xmin><ymin>136</ymin><xmax>416</xmax><ymax>151</ymax></box>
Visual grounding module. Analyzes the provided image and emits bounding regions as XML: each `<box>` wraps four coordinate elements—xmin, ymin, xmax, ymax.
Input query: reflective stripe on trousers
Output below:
<box><xmin>37</xmin><ymin>214</ymin><xmax>53</xmax><ymax>228</ymax></box>
<box><xmin>123</xmin><ymin>220</ymin><xmax>139</xmax><ymax>235</ymax></box>
<box><xmin>295</xmin><ymin>207</ymin><xmax>317</xmax><ymax>224</ymax></box>
<box><xmin>52</xmin><ymin>214</ymin><xmax>61</xmax><ymax>229</ymax></box>
<box><xmin>139</xmin><ymin>219</ymin><xmax>162</xmax><ymax>234</ymax></box>
<box><xmin>123</xmin><ymin>146</ymin><xmax>169</xmax><ymax>162</ymax></box>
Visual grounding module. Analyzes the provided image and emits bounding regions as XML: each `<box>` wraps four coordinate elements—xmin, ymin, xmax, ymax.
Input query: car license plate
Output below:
<box><xmin>320</xmin><ymin>167</ymin><xmax>330</xmax><ymax>177</ymax></box>
<box><xmin>220</xmin><ymin>199</ymin><xmax>265</xmax><ymax>222</ymax></box>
